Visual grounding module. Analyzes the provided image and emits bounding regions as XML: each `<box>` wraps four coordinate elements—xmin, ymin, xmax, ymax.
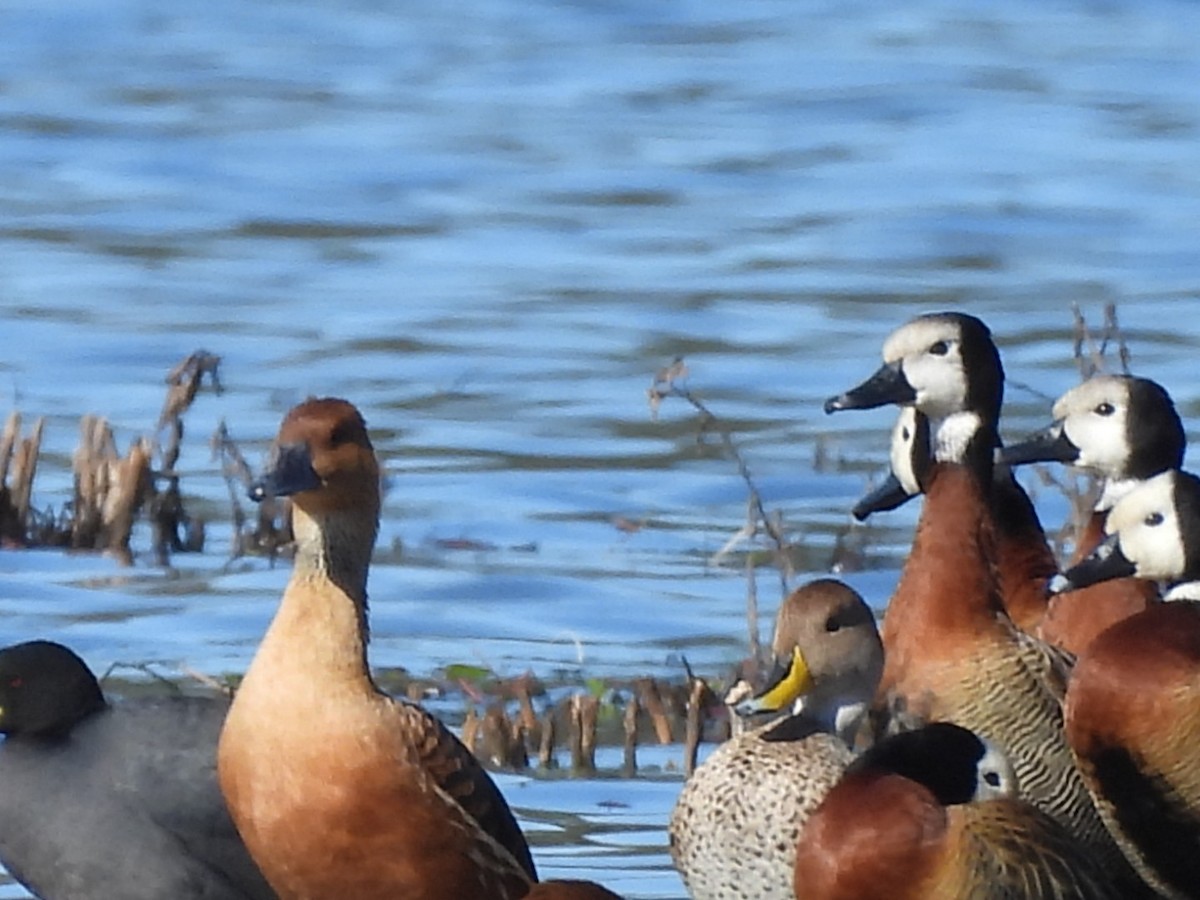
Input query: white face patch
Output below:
<box><xmin>1104</xmin><ymin>471</ymin><xmax>1187</xmax><ymax>580</ymax></box>
<box><xmin>1053</xmin><ymin>376</ymin><xmax>1132</xmax><ymax>479</ymax></box>
<box><xmin>889</xmin><ymin>406</ymin><xmax>923</xmax><ymax>496</ymax></box>
<box><xmin>975</xmin><ymin>737</ymin><xmax>1018</xmax><ymax>800</ymax></box>
<box><xmin>880</xmin><ymin>318</ymin><xmax>969</xmax><ymax>421</ymax></box>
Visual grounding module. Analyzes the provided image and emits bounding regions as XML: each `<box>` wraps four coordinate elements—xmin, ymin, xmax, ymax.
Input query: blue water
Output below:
<box><xmin>1</xmin><ymin>0</ymin><xmax>1199</xmax><ymax>896</ymax></box>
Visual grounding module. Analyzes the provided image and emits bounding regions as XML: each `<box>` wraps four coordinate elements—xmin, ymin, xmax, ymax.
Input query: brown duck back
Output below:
<box><xmin>1066</xmin><ymin>602</ymin><xmax>1200</xmax><ymax>900</ymax></box>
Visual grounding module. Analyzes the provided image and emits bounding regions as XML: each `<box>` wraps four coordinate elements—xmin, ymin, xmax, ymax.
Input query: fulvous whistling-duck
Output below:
<box><xmin>1051</xmin><ymin>468</ymin><xmax>1200</xmax><ymax>899</ymax></box>
<box><xmin>217</xmin><ymin>398</ymin><xmax>538</xmax><ymax>900</ymax></box>
<box><xmin>0</xmin><ymin>640</ymin><xmax>275</xmax><ymax>900</ymax></box>
<box><xmin>824</xmin><ymin>313</ymin><xmax>1139</xmax><ymax>888</ymax></box>
<box><xmin>793</xmin><ymin>722</ymin><xmax>1121</xmax><ymax>900</ymax></box>
<box><xmin>1001</xmin><ymin>374</ymin><xmax>1181</xmax><ymax>653</ymax></box>
<box><xmin>669</xmin><ymin>579</ymin><xmax>883</xmax><ymax>900</ymax></box>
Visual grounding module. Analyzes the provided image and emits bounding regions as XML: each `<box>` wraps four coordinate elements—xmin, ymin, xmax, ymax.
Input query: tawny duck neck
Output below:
<box><xmin>291</xmin><ymin>503</ymin><xmax>376</xmax><ymax>606</ymax></box>
<box><xmin>277</xmin><ymin>502</ymin><xmax>379</xmax><ymax>676</ymax></box>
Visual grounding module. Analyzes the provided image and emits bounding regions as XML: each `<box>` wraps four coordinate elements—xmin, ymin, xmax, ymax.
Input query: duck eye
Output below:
<box><xmin>901</xmin><ymin>427</ymin><xmax>911</xmax><ymax>440</ymax></box>
<box><xmin>929</xmin><ymin>340</ymin><xmax>950</xmax><ymax>356</ymax></box>
<box><xmin>1095</xmin><ymin>402</ymin><xmax>1116</xmax><ymax>416</ymax></box>
<box><xmin>824</xmin><ymin>616</ymin><xmax>842</xmax><ymax>633</ymax></box>
<box><xmin>1145</xmin><ymin>512</ymin><xmax>1164</xmax><ymax>527</ymax></box>
<box><xmin>8</xmin><ymin>677</ymin><xmax>21</xmax><ymax>689</ymax></box>
<box><xmin>984</xmin><ymin>771</ymin><xmax>1001</xmax><ymax>788</ymax></box>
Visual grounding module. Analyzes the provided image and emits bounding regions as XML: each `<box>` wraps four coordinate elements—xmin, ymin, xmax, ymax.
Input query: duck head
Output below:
<box><xmin>1051</xmin><ymin>469</ymin><xmax>1200</xmax><ymax>600</ymax></box>
<box><xmin>738</xmin><ymin>579</ymin><xmax>883</xmax><ymax>742</ymax></box>
<box><xmin>251</xmin><ymin>398</ymin><xmax>381</xmax><ymax>600</ymax></box>
<box><xmin>825</xmin><ymin>312</ymin><xmax>1003</xmax><ymax>427</ymax></box>
<box><xmin>1001</xmin><ymin>375</ymin><xmax>1184</xmax><ymax>511</ymax></box>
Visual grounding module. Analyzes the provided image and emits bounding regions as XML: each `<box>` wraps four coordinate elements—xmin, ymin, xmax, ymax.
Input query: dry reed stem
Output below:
<box><xmin>635</xmin><ymin>677</ymin><xmax>673</xmax><ymax>745</ymax></box>
<box><xmin>509</xmin><ymin>674</ymin><xmax>539</xmax><ymax>736</ymax></box>
<box><xmin>0</xmin><ymin>412</ymin><xmax>19</xmax><ymax>487</ymax></box>
<box><xmin>622</xmin><ymin>692</ymin><xmax>640</xmax><ymax>778</ymax></box>
<box><xmin>103</xmin><ymin>438</ymin><xmax>153</xmax><ymax>563</ymax></box>
<box><xmin>461</xmin><ymin>707</ymin><xmax>480</xmax><ymax>754</ymax></box>
<box><xmin>481</xmin><ymin>704</ymin><xmax>528</xmax><ymax>771</ymax></box>
<box><xmin>538</xmin><ymin>708</ymin><xmax>557</xmax><ymax>770</ymax></box>
<box><xmin>683</xmin><ymin>675</ymin><xmax>707</xmax><ymax>778</ymax></box>
<box><xmin>12</xmin><ymin>418</ymin><xmax>43</xmax><ymax>528</ymax></box>
<box><xmin>159</xmin><ymin>350</ymin><xmax>222</xmax><ymax>433</ymax></box>
<box><xmin>569</xmin><ymin>694</ymin><xmax>599</xmax><ymax>774</ymax></box>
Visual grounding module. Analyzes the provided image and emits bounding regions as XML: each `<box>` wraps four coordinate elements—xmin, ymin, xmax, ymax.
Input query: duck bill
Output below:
<box><xmin>249</xmin><ymin>441</ymin><xmax>322</xmax><ymax>502</ymax></box>
<box><xmin>852</xmin><ymin>474</ymin><xmax>916</xmax><ymax>521</ymax></box>
<box><xmin>1048</xmin><ymin>534</ymin><xmax>1136</xmax><ymax>594</ymax></box>
<box><xmin>998</xmin><ymin>422</ymin><xmax>1079</xmax><ymax>467</ymax></box>
<box><xmin>736</xmin><ymin>647</ymin><xmax>812</xmax><ymax>715</ymax></box>
<box><xmin>824</xmin><ymin>361</ymin><xmax>916</xmax><ymax>414</ymax></box>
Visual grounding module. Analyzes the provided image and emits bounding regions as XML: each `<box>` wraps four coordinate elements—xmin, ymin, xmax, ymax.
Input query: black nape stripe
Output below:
<box><xmin>911</xmin><ymin>410</ymin><xmax>933</xmax><ymax>489</ymax></box>
<box><xmin>939</xmin><ymin>312</ymin><xmax>1003</xmax><ymax>426</ymax></box>
<box><xmin>1125</xmin><ymin>377</ymin><xmax>1185</xmax><ymax>479</ymax></box>
<box><xmin>1172</xmin><ymin>471</ymin><xmax>1200</xmax><ymax>579</ymax></box>
<box><xmin>1091</xmin><ymin>745</ymin><xmax>1200</xmax><ymax>895</ymax></box>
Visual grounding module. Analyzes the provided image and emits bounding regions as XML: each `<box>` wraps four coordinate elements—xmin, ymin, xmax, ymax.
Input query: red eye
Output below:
<box><xmin>9</xmin><ymin>677</ymin><xmax>21</xmax><ymax>688</ymax></box>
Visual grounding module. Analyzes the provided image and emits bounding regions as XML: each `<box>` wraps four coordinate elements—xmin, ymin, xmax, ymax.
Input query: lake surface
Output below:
<box><xmin>1</xmin><ymin>0</ymin><xmax>1199</xmax><ymax>896</ymax></box>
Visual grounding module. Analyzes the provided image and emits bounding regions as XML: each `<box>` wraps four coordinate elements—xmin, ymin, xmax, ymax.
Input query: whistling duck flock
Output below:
<box><xmin>0</xmin><ymin>311</ymin><xmax>1197</xmax><ymax>900</ymax></box>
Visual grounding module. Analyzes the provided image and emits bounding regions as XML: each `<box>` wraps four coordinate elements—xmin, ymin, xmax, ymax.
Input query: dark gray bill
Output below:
<box><xmin>1048</xmin><ymin>533</ymin><xmax>1136</xmax><ymax>594</ymax></box>
<box><xmin>998</xmin><ymin>421</ymin><xmax>1079</xmax><ymax>467</ymax></box>
<box><xmin>852</xmin><ymin>474</ymin><xmax>917</xmax><ymax>521</ymax></box>
<box><xmin>824</xmin><ymin>361</ymin><xmax>916</xmax><ymax>414</ymax></box>
<box><xmin>249</xmin><ymin>441</ymin><xmax>321</xmax><ymax>502</ymax></box>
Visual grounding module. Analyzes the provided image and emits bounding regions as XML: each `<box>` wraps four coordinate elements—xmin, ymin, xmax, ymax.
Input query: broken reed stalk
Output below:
<box><xmin>11</xmin><ymin>418</ymin><xmax>43</xmax><ymax>532</ymax></box>
<box><xmin>460</xmin><ymin>707</ymin><xmax>480</xmax><ymax>754</ymax></box>
<box><xmin>510</xmin><ymin>674</ymin><xmax>540</xmax><ymax>741</ymax></box>
<box><xmin>481</xmin><ymin>704</ymin><xmax>528</xmax><ymax>771</ymax></box>
<box><xmin>0</xmin><ymin>350</ymin><xmax>220</xmax><ymax>560</ymax></box>
<box><xmin>0</xmin><ymin>412</ymin><xmax>19</xmax><ymax>488</ymax></box>
<box><xmin>104</xmin><ymin>439</ymin><xmax>154</xmax><ymax>565</ymax></box>
<box><xmin>70</xmin><ymin>417</ymin><xmax>155</xmax><ymax>563</ymax></box>
<box><xmin>537</xmin><ymin>708</ymin><xmax>557</xmax><ymax>770</ymax></box>
<box><xmin>622</xmin><ymin>691</ymin><xmax>640</xmax><ymax>778</ymax></box>
<box><xmin>683</xmin><ymin>673</ymin><xmax>707</xmax><ymax>779</ymax></box>
<box><xmin>150</xmin><ymin>351</ymin><xmax>221</xmax><ymax>563</ymax></box>
<box><xmin>635</xmin><ymin>677</ymin><xmax>673</xmax><ymax>745</ymax></box>
<box><xmin>0</xmin><ymin>413</ymin><xmax>45</xmax><ymax>544</ymax></box>
<box><xmin>569</xmin><ymin>694</ymin><xmax>599</xmax><ymax>774</ymax></box>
